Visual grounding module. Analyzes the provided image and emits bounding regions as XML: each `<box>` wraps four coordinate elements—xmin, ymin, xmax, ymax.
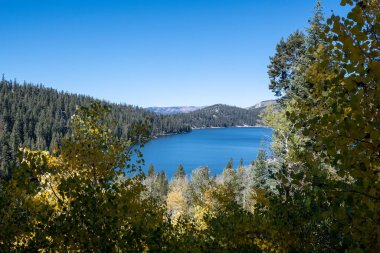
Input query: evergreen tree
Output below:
<box><xmin>174</xmin><ymin>164</ymin><xmax>186</xmax><ymax>179</ymax></box>
<box><xmin>156</xmin><ymin>171</ymin><xmax>169</xmax><ymax>199</ymax></box>
<box><xmin>307</xmin><ymin>0</ymin><xmax>325</xmax><ymax>48</ymax></box>
<box><xmin>148</xmin><ymin>164</ymin><xmax>155</xmax><ymax>177</ymax></box>
<box><xmin>268</xmin><ymin>30</ymin><xmax>306</xmax><ymax>97</ymax></box>
<box><xmin>236</xmin><ymin>164</ymin><xmax>248</xmax><ymax>208</ymax></box>
<box><xmin>253</xmin><ymin>148</ymin><xmax>268</xmax><ymax>189</ymax></box>
<box><xmin>225</xmin><ymin>158</ymin><xmax>233</xmax><ymax>170</ymax></box>
<box><xmin>238</xmin><ymin>158</ymin><xmax>244</xmax><ymax>169</ymax></box>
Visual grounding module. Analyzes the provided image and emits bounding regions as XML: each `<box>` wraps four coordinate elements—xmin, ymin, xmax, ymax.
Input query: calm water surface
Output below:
<box><xmin>141</xmin><ymin>127</ymin><xmax>273</xmax><ymax>178</ymax></box>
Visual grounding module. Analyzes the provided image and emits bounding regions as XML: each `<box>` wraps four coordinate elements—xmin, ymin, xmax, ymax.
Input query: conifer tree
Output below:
<box><xmin>253</xmin><ymin>148</ymin><xmax>268</xmax><ymax>189</ymax></box>
<box><xmin>307</xmin><ymin>0</ymin><xmax>325</xmax><ymax>48</ymax></box>
<box><xmin>225</xmin><ymin>158</ymin><xmax>234</xmax><ymax>170</ymax></box>
<box><xmin>156</xmin><ymin>171</ymin><xmax>169</xmax><ymax>199</ymax></box>
<box><xmin>148</xmin><ymin>164</ymin><xmax>155</xmax><ymax>177</ymax></box>
<box><xmin>238</xmin><ymin>158</ymin><xmax>244</xmax><ymax>169</ymax></box>
<box><xmin>174</xmin><ymin>164</ymin><xmax>186</xmax><ymax>179</ymax></box>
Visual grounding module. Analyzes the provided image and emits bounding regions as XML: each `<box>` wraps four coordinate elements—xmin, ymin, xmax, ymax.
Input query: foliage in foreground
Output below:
<box><xmin>1</xmin><ymin>0</ymin><xmax>379</xmax><ymax>252</ymax></box>
<box><xmin>0</xmin><ymin>103</ymin><xmax>165</xmax><ymax>251</ymax></box>
<box><xmin>0</xmin><ymin>102</ymin><xmax>268</xmax><ymax>252</ymax></box>
<box><xmin>262</xmin><ymin>0</ymin><xmax>380</xmax><ymax>252</ymax></box>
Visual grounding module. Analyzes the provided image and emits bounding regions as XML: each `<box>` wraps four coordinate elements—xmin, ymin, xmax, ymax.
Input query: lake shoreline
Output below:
<box><xmin>191</xmin><ymin>125</ymin><xmax>269</xmax><ymax>130</ymax></box>
<box><xmin>143</xmin><ymin>127</ymin><xmax>274</xmax><ymax>178</ymax></box>
<box><xmin>152</xmin><ymin>125</ymin><xmax>270</xmax><ymax>139</ymax></box>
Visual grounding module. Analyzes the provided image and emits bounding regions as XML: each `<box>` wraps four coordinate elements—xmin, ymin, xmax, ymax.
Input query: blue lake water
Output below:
<box><xmin>141</xmin><ymin>127</ymin><xmax>273</xmax><ymax>179</ymax></box>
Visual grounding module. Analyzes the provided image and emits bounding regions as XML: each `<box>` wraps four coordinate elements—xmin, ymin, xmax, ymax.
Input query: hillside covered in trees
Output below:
<box><xmin>0</xmin><ymin>80</ymin><xmax>264</xmax><ymax>179</ymax></box>
<box><xmin>0</xmin><ymin>0</ymin><xmax>379</xmax><ymax>252</ymax></box>
<box><xmin>0</xmin><ymin>80</ymin><xmax>189</xmax><ymax>179</ymax></box>
<box><xmin>174</xmin><ymin>104</ymin><xmax>264</xmax><ymax>128</ymax></box>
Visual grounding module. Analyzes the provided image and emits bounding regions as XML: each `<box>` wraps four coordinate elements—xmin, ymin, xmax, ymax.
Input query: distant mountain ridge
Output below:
<box><xmin>145</xmin><ymin>100</ymin><xmax>277</xmax><ymax>117</ymax></box>
<box><xmin>145</xmin><ymin>106</ymin><xmax>205</xmax><ymax>115</ymax></box>
<box><xmin>173</xmin><ymin>103</ymin><xmax>268</xmax><ymax>128</ymax></box>
<box><xmin>145</xmin><ymin>102</ymin><xmax>277</xmax><ymax>129</ymax></box>
<box><xmin>248</xmin><ymin>99</ymin><xmax>277</xmax><ymax>110</ymax></box>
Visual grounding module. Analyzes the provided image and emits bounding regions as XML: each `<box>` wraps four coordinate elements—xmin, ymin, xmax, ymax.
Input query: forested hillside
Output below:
<box><xmin>174</xmin><ymin>104</ymin><xmax>263</xmax><ymax>128</ymax></box>
<box><xmin>0</xmin><ymin>80</ymin><xmax>191</xmax><ymax>178</ymax></box>
<box><xmin>0</xmin><ymin>80</ymin><xmax>264</xmax><ymax>178</ymax></box>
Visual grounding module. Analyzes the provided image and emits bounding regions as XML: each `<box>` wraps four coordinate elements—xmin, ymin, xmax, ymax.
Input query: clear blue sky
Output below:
<box><xmin>1</xmin><ymin>0</ymin><xmax>347</xmax><ymax>107</ymax></box>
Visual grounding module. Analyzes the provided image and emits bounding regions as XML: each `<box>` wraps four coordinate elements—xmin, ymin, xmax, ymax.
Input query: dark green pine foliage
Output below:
<box><xmin>156</xmin><ymin>171</ymin><xmax>169</xmax><ymax>200</ymax></box>
<box><xmin>268</xmin><ymin>0</ymin><xmax>326</xmax><ymax>100</ymax></box>
<box><xmin>307</xmin><ymin>0</ymin><xmax>325</xmax><ymax>48</ymax></box>
<box><xmin>176</xmin><ymin>104</ymin><xmax>262</xmax><ymax>128</ymax></box>
<box><xmin>0</xmin><ymin>79</ymin><xmax>190</xmax><ymax>179</ymax></box>
<box><xmin>253</xmin><ymin>148</ymin><xmax>268</xmax><ymax>189</ymax></box>
<box><xmin>267</xmin><ymin>30</ymin><xmax>306</xmax><ymax>97</ymax></box>
<box><xmin>148</xmin><ymin>164</ymin><xmax>155</xmax><ymax>177</ymax></box>
<box><xmin>225</xmin><ymin>158</ymin><xmax>234</xmax><ymax>170</ymax></box>
<box><xmin>144</xmin><ymin>165</ymin><xmax>169</xmax><ymax>202</ymax></box>
<box><xmin>174</xmin><ymin>164</ymin><xmax>186</xmax><ymax>179</ymax></box>
<box><xmin>238</xmin><ymin>158</ymin><xmax>244</xmax><ymax>169</ymax></box>
<box><xmin>0</xmin><ymin>79</ymin><xmax>264</xmax><ymax>179</ymax></box>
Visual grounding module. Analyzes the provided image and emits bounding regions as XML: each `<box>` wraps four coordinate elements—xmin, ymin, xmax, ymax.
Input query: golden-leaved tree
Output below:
<box><xmin>0</xmin><ymin>102</ymin><xmax>166</xmax><ymax>252</ymax></box>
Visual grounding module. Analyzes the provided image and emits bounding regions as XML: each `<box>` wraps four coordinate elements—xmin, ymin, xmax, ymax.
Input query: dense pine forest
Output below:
<box><xmin>0</xmin><ymin>0</ymin><xmax>379</xmax><ymax>252</ymax></box>
<box><xmin>176</xmin><ymin>104</ymin><xmax>263</xmax><ymax>128</ymax></box>
<box><xmin>0</xmin><ymin>80</ymin><xmax>189</xmax><ymax>179</ymax></box>
<box><xmin>0</xmin><ymin>80</ymin><xmax>263</xmax><ymax>179</ymax></box>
